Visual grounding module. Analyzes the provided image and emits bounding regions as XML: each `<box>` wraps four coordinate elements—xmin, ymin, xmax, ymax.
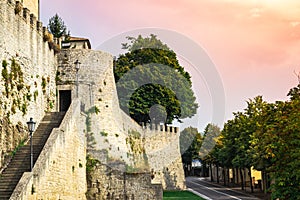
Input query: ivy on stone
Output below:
<box><xmin>1</xmin><ymin>59</ymin><xmax>30</xmax><ymax>116</ymax></box>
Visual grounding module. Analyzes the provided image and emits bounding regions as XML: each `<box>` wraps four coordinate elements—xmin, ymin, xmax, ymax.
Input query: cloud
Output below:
<box><xmin>290</xmin><ymin>21</ymin><xmax>300</xmax><ymax>27</ymax></box>
<box><xmin>249</xmin><ymin>7</ymin><xmax>263</xmax><ymax>18</ymax></box>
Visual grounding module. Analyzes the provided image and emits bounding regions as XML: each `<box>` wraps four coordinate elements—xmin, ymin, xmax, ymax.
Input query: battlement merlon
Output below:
<box><xmin>17</xmin><ymin>0</ymin><xmax>39</xmax><ymax>20</ymax></box>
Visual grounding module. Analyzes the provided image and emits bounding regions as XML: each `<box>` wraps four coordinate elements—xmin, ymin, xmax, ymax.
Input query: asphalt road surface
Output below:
<box><xmin>186</xmin><ymin>177</ymin><xmax>261</xmax><ymax>200</ymax></box>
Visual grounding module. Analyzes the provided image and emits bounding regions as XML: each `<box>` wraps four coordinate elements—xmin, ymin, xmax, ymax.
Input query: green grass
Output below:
<box><xmin>163</xmin><ymin>190</ymin><xmax>205</xmax><ymax>200</ymax></box>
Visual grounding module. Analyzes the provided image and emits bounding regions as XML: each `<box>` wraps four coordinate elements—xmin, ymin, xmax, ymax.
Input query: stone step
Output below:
<box><xmin>0</xmin><ymin>173</ymin><xmax>24</xmax><ymax>178</ymax></box>
<box><xmin>0</xmin><ymin>193</ymin><xmax>11</xmax><ymax>197</ymax></box>
<box><xmin>0</xmin><ymin>178</ymin><xmax>23</xmax><ymax>183</ymax></box>
<box><xmin>0</xmin><ymin>184</ymin><xmax>19</xmax><ymax>189</ymax></box>
<box><xmin>0</xmin><ymin>196</ymin><xmax>11</xmax><ymax>200</ymax></box>
<box><xmin>2</xmin><ymin>165</ymin><xmax>30</xmax><ymax>170</ymax></box>
<box><xmin>10</xmin><ymin>155</ymin><xmax>41</xmax><ymax>160</ymax></box>
<box><xmin>8</xmin><ymin>160</ymin><xmax>38</xmax><ymax>167</ymax></box>
<box><xmin>0</xmin><ymin>184</ymin><xmax>16</xmax><ymax>189</ymax></box>
<box><xmin>0</xmin><ymin>189</ymin><xmax>14</xmax><ymax>194</ymax></box>
<box><xmin>0</xmin><ymin>185</ymin><xmax>17</xmax><ymax>190</ymax></box>
<box><xmin>0</xmin><ymin>169</ymin><xmax>23</xmax><ymax>174</ymax></box>
<box><xmin>0</xmin><ymin>183</ymin><xmax>21</xmax><ymax>188</ymax></box>
<box><xmin>1</xmin><ymin>166</ymin><xmax>26</xmax><ymax>170</ymax></box>
<box><xmin>11</xmin><ymin>152</ymin><xmax>40</xmax><ymax>157</ymax></box>
<box><xmin>0</xmin><ymin>180</ymin><xmax>20</xmax><ymax>186</ymax></box>
<box><xmin>0</xmin><ymin>195</ymin><xmax>12</xmax><ymax>200</ymax></box>
<box><xmin>0</xmin><ymin>178</ymin><xmax>21</xmax><ymax>183</ymax></box>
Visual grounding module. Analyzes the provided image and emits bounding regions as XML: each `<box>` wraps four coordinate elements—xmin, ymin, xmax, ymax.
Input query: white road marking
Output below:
<box><xmin>189</xmin><ymin>179</ymin><xmax>242</xmax><ymax>200</ymax></box>
<box><xmin>187</xmin><ymin>188</ymin><xmax>213</xmax><ymax>200</ymax></box>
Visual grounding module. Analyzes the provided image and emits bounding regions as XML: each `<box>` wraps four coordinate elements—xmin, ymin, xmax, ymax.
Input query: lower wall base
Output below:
<box><xmin>86</xmin><ymin>158</ymin><xmax>163</xmax><ymax>200</ymax></box>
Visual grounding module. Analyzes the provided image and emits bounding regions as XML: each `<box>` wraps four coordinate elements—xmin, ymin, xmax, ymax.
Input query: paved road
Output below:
<box><xmin>186</xmin><ymin>177</ymin><xmax>261</xmax><ymax>200</ymax></box>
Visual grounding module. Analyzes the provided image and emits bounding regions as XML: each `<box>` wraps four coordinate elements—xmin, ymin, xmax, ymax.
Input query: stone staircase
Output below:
<box><xmin>0</xmin><ymin>112</ymin><xmax>65</xmax><ymax>199</ymax></box>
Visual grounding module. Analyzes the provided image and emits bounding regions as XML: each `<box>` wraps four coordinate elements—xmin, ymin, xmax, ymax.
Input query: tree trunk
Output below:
<box><xmin>216</xmin><ymin>164</ymin><xmax>219</xmax><ymax>184</ymax></box>
<box><xmin>201</xmin><ymin>162</ymin><xmax>205</xmax><ymax>177</ymax></box>
<box><xmin>232</xmin><ymin>168</ymin><xmax>236</xmax><ymax>184</ymax></box>
<box><xmin>223</xmin><ymin>167</ymin><xmax>226</xmax><ymax>186</ymax></box>
<box><xmin>248</xmin><ymin>167</ymin><xmax>254</xmax><ymax>193</ymax></box>
<box><xmin>262</xmin><ymin>171</ymin><xmax>270</xmax><ymax>194</ymax></box>
<box><xmin>210</xmin><ymin>163</ymin><xmax>213</xmax><ymax>182</ymax></box>
<box><xmin>244</xmin><ymin>168</ymin><xmax>247</xmax><ymax>191</ymax></box>
<box><xmin>240</xmin><ymin>168</ymin><xmax>244</xmax><ymax>190</ymax></box>
<box><xmin>236</xmin><ymin>167</ymin><xmax>239</xmax><ymax>184</ymax></box>
<box><xmin>227</xmin><ymin>168</ymin><xmax>230</xmax><ymax>185</ymax></box>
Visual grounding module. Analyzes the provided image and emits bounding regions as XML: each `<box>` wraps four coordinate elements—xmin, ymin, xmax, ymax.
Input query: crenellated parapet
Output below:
<box><xmin>0</xmin><ymin>0</ymin><xmax>58</xmax><ymax>54</ymax></box>
<box><xmin>6</xmin><ymin>0</ymin><xmax>39</xmax><ymax>20</ymax></box>
<box><xmin>140</xmin><ymin>122</ymin><xmax>179</xmax><ymax>134</ymax></box>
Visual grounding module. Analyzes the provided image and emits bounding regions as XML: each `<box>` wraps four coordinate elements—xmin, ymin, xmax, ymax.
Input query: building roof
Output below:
<box><xmin>62</xmin><ymin>36</ymin><xmax>92</xmax><ymax>49</ymax></box>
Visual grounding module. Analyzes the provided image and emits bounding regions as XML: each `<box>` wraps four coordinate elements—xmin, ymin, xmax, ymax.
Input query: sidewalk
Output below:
<box><xmin>200</xmin><ymin>177</ymin><xmax>271</xmax><ymax>200</ymax></box>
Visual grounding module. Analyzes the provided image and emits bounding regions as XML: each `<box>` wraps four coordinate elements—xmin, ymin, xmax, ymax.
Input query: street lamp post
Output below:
<box><xmin>27</xmin><ymin>118</ymin><xmax>36</xmax><ymax>171</ymax></box>
<box><xmin>74</xmin><ymin>60</ymin><xmax>81</xmax><ymax>98</ymax></box>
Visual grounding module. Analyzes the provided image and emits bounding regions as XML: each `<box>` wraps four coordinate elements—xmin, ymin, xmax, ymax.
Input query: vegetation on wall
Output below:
<box><xmin>100</xmin><ymin>131</ymin><xmax>108</xmax><ymax>137</ymax></box>
<box><xmin>10</xmin><ymin>139</ymin><xmax>26</xmax><ymax>157</ymax></box>
<box><xmin>1</xmin><ymin>59</ymin><xmax>31</xmax><ymax>117</ymax></box>
<box><xmin>33</xmin><ymin>90</ymin><xmax>38</xmax><ymax>101</ymax></box>
<box><xmin>14</xmin><ymin>2</ymin><xmax>22</xmax><ymax>15</ymax></box>
<box><xmin>1</xmin><ymin>58</ymin><xmax>56</xmax><ymax>116</ymax></box>
<box><xmin>126</xmin><ymin>130</ymin><xmax>143</xmax><ymax>154</ymax></box>
<box><xmin>84</xmin><ymin>106</ymin><xmax>100</xmax><ymax>150</ymax></box>
<box><xmin>125</xmin><ymin>130</ymin><xmax>149</xmax><ymax>172</ymax></box>
<box><xmin>86</xmin><ymin>155</ymin><xmax>100</xmax><ymax>173</ymax></box>
<box><xmin>41</xmin><ymin>76</ymin><xmax>47</xmax><ymax>94</ymax></box>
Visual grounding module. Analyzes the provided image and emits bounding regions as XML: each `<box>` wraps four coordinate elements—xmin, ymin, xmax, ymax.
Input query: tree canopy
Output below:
<box><xmin>114</xmin><ymin>34</ymin><xmax>198</xmax><ymax>124</ymax></box>
<box><xmin>203</xmin><ymin>84</ymin><xmax>300</xmax><ymax>199</ymax></box>
<box><xmin>48</xmin><ymin>14</ymin><xmax>68</xmax><ymax>38</ymax></box>
<box><xmin>180</xmin><ymin>127</ymin><xmax>203</xmax><ymax>166</ymax></box>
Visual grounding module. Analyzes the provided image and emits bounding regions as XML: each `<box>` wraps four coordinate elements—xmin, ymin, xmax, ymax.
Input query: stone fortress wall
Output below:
<box><xmin>0</xmin><ymin>0</ymin><xmax>56</xmax><ymax>170</ymax></box>
<box><xmin>57</xmin><ymin>49</ymin><xmax>185</xmax><ymax>191</ymax></box>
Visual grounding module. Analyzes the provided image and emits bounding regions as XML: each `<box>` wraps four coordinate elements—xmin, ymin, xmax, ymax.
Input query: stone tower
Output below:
<box><xmin>22</xmin><ymin>0</ymin><xmax>39</xmax><ymax>19</ymax></box>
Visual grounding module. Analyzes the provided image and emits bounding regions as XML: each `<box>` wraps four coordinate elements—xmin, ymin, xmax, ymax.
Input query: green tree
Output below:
<box><xmin>48</xmin><ymin>14</ymin><xmax>67</xmax><ymax>38</ymax></box>
<box><xmin>252</xmin><ymin>85</ymin><xmax>300</xmax><ymax>199</ymax></box>
<box><xmin>206</xmin><ymin>85</ymin><xmax>300</xmax><ymax>199</ymax></box>
<box><xmin>180</xmin><ymin>127</ymin><xmax>203</xmax><ymax>165</ymax></box>
<box><xmin>114</xmin><ymin>34</ymin><xmax>198</xmax><ymax>124</ymax></box>
<box><xmin>200</xmin><ymin>123</ymin><xmax>221</xmax><ymax>158</ymax></box>
<box><xmin>201</xmin><ymin>124</ymin><xmax>221</xmax><ymax>182</ymax></box>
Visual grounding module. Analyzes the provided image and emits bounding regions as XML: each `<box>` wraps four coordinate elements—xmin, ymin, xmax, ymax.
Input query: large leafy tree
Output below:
<box><xmin>48</xmin><ymin>14</ymin><xmax>67</xmax><ymax>38</ymax></box>
<box><xmin>180</xmin><ymin>127</ymin><xmax>203</xmax><ymax>165</ymax></box>
<box><xmin>114</xmin><ymin>34</ymin><xmax>198</xmax><ymax>124</ymax></box>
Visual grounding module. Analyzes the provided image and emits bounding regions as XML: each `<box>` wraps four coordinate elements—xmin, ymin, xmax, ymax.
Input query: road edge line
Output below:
<box><xmin>187</xmin><ymin>188</ymin><xmax>213</xmax><ymax>200</ymax></box>
<box><xmin>196</xmin><ymin>177</ymin><xmax>260</xmax><ymax>199</ymax></box>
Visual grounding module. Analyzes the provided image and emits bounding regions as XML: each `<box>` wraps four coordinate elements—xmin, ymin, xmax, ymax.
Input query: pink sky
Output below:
<box><xmin>41</xmin><ymin>0</ymin><xmax>300</xmax><ymax>130</ymax></box>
